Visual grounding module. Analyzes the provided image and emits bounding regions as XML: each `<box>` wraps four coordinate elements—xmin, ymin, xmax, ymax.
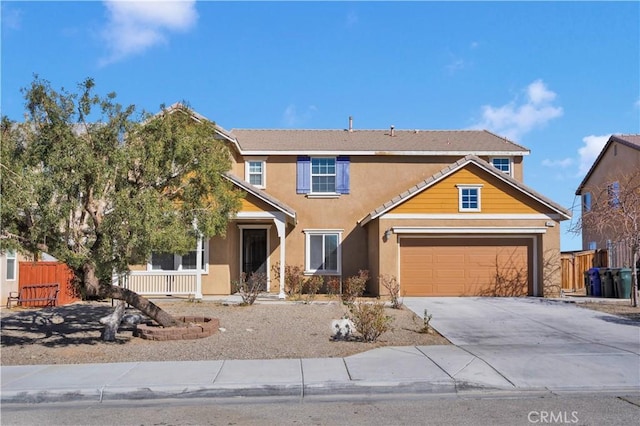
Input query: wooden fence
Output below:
<box><xmin>19</xmin><ymin>261</ymin><xmax>80</xmax><ymax>306</ymax></box>
<box><xmin>560</xmin><ymin>250</ymin><xmax>608</xmax><ymax>292</ymax></box>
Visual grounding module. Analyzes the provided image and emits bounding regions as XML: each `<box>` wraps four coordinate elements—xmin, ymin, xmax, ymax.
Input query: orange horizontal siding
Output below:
<box><xmin>391</xmin><ymin>165</ymin><xmax>549</xmax><ymax>214</ymax></box>
<box><xmin>240</xmin><ymin>194</ymin><xmax>273</xmax><ymax>212</ymax></box>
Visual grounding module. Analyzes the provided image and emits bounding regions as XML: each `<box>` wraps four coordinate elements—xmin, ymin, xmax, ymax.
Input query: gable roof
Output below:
<box><xmin>359</xmin><ymin>155</ymin><xmax>571</xmax><ymax>226</ymax></box>
<box><xmin>229</xmin><ymin>129</ymin><xmax>530</xmax><ymax>156</ymax></box>
<box><xmin>575</xmin><ymin>134</ymin><xmax>640</xmax><ymax>195</ymax></box>
<box><xmin>223</xmin><ymin>173</ymin><xmax>297</xmax><ymax>223</ymax></box>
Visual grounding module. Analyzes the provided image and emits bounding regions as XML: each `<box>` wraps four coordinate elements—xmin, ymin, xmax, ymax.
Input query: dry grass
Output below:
<box><xmin>0</xmin><ymin>299</ymin><xmax>449</xmax><ymax>366</ymax></box>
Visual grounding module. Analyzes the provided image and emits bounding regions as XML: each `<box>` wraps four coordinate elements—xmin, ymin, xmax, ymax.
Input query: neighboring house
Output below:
<box><xmin>575</xmin><ymin>134</ymin><xmax>640</xmax><ymax>267</ymax></box>
<box><xmin>121</xmin><ymin>105</ymin><xmax>571</xmax><ymax>298</ymax></box>
<box><xmin>0</xmin><ymin>250</ymin><xmax>21</xmax><ymax>306</ymax></box>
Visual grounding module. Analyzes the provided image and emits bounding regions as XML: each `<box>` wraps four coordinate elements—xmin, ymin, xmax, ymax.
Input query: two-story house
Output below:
<box><xmin>122</xmin><ymin>105</ymin><xmax>571</xmax><ymax>299</ymax></box>
<box><xmin>575</xmin><ymin>134</ymin><xmax>640</xmax><ymax>267</ymax></box>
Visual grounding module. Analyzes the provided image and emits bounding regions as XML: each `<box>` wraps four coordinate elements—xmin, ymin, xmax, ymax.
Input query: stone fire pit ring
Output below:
<box><xmin>136</xmin><ymin>316</ymin><xmax>219</xmax><ymax>341</ymax></box>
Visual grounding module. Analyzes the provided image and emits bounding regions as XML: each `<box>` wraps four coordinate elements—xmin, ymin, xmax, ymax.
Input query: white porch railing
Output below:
<box><xmin>114</xmin><ymin>271</ymin><xmax>198</xmax><ymax>296</ymax></box>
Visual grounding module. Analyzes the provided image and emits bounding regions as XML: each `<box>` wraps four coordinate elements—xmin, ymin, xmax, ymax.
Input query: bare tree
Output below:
<box><xmin>573</xmin><ymin>171</ymin><xmax>640</xmax><ymax>306</ymax></box>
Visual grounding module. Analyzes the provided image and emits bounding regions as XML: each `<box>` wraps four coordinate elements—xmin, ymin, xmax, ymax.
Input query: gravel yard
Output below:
<box><xmin>0</xmin><ymin>299</ymin><xmax>449</xmax><ymax>366</ymax></box>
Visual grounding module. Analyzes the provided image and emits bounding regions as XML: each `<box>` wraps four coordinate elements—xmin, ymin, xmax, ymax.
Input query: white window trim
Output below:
<box><xmin>490</xmin><ymin>157</ymin><xmax>512</xmax><ymax>176</ymax></box>
<box><xmin>310</xmin><ymin>157</ymin><xmax>338</xmax><ymax>195</ymax></box>
<box><xmin>245</xmin><ymin>157</ymin><xmax>267</xmax><ymax>189</ymax></box>
<box><xmin>147</xmin><ymin>239</ymin><xmax>210</xmax><ymax>274</ymax></box>
<box><xmin>456</xmin><ymin>184</ymin><xmax>483</xmax><ymax>212</ymax></box>
<box><xmin>6</xmin><ymin>250</ymin><xmax>16</xmax><ymax>281</ymax></box>
<box><xmin>304</xmin><ymin>229</ymin><xmax>343</xmax><ymax>275</ymax></box>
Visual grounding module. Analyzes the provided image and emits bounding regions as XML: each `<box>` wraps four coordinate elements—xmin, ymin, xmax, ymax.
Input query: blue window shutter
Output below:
<box><xmin>336</xmin><ymin>156</ymin><xmax>350</xmax><ymax>194</ymax></box>
<box><xmin>296</xmin><ymin>156</ymin><xmax>311</xmax><ymax>194</ymax></box>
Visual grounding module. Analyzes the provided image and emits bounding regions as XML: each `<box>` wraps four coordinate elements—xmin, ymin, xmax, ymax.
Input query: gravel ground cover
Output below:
<box><xmin>0</xmin><ymin>299</ymin><xmax>449</xmax><ymax>366</ymax></box>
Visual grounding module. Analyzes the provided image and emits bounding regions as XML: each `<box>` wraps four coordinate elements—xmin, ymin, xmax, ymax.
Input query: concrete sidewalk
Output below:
<box><xmin>2</xmin><ymin>343</ymin><xmax>638</xmax><ymax>404</ymax></box>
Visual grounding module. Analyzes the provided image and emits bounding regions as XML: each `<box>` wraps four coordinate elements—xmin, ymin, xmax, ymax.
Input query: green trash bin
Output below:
<box><xmin>613</xmin><ymin>268</ymin><xmax>632</xmax><ymax>299</ymax></box>
<box><xmin>599</xmin><ymin>268</ymin><xmax>615</xmax><ymax>298</ymax></box>
<box><xmin>583</xmin><ymin>271</ymin><xmax>591</xmax><ymax>296</ymax></box>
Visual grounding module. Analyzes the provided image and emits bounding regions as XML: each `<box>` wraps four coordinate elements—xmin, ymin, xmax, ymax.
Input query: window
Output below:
<box><xmin>6</xmin><ymin>250</ymin><xmax>16</xmax><ymax>281</ymax></box>
<box><xmin>297</xmin><ymin>156</ymin><xmax>350</xmax><ymax>195</ymax></box>
<box><xmin>245</xmin><ymin>159</ymin><xmax>266</xmax><ymax>188</ymax></box>
<box><xmin>149</xmin><ymin>241</ymin><xmax>208</xmax><ymax>272</ymax></box>
<box><xmin>582</xmin><ymin>192</ymin><xmax>592</xmax><ymax>212</ymax></box>
<box><xmin>491</xmin><ymin>158</ymin><xmax>511</xmax><ymax>175</ymax></box>
<box><xmin>304</xmin><ymin>230</ymin><xmax>342</xmax><ymax>274</ymax></box>
<box><xmin>608</xmin><ymin>181</ymin><xmax>620</xmax><ymax>208</ymax></box>
<box><xmin>311</xmin><ymin>158</ymin><xmax>336</xmax><ymax>193</ymax></box>
<box><xmin>457</xmin><ymin>184</ymin><xmax>482</xmax><ymax>212</ymax></box>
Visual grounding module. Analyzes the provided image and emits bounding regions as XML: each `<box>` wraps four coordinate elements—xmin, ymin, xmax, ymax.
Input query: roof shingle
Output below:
<box><xmin>230</xmin><ymin>129</ymin><xmax>530</xmax><ymax>154</ymax></box>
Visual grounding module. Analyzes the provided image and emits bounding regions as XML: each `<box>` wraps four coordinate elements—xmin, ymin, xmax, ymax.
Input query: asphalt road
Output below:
<box><xmin>2</xmin><ymin>392</ymin><xmax>639</xmax><ymax>426</ymax></box>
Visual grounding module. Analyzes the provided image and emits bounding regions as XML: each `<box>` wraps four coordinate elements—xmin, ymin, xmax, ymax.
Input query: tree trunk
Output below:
<box><xmin>99</xmin><ymin>299</ymin><xmax>126</xmax><ymax>341</ymax></box>
<box><xmin>105</xmin><ymin>285</ymin><xmax>178</xmax><ymax>327</ymax></box>
<box><xmin>80</xmin><ymin>262</ymin><xmax>178</xmax><ymax>333</ymax></box>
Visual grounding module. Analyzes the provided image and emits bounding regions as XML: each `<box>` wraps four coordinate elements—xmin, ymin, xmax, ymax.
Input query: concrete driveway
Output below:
<box><xmin>403</xmin><ymin>297</ymin><xmax>640</xmax><ymax>390</ymax></box>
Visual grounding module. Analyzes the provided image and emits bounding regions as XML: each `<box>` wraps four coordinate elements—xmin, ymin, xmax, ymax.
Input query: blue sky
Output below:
<box><xmin>2</xmin><ymin>1</ymin><xmax>639</xmax><ymax>251</ymax></box>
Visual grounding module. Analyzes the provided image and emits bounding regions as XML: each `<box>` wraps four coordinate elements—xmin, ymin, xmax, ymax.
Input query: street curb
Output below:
<box><xmin>1</xmin><ymin>381</ymin><xmax>461</xmax><ymax>404</ymax></box>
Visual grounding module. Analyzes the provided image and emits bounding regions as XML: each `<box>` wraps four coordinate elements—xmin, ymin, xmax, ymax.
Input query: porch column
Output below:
<box><xmin>192</xmin><ymin>217</ymin><xmax>203</xmax><ymax>300</ymax></box>
<box><xmin>274</xmin><ymin>212</ymin><xmax>287</xmax><ymax>299</ymax></box>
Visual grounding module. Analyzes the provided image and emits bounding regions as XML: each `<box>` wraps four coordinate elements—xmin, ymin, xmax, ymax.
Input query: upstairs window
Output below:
<box><xmin>297</xmin><ymin>156</ymin><xmax>350</xmax><ymax>195</ymax></box>
<box><xmin>312</xmin><ymin>158</ymin><xmax>336</xmax><ymax>193</ymax></box>
<box><xmin>457</xmin><ymin>184</ymin><xmax>483</xmax><ymax>212</ymax></box>
<box><xmin>582</xmin><ymin>192</ymin><xmax>592</xmax><ymax>212</ymax></box>
<box><xmin>245</xmin><ymin>159</ymin><xmax>266</xmax><ymax>188</ymax></box>
<box><xmin>491</xmin><ymin>158</ymin><xmax>511</xmax><ymax>175</ymax></box>
<box><xmin>608</xmin><ymin>181</ymin><xmax>620</xmax><ymax>208</ymax></box>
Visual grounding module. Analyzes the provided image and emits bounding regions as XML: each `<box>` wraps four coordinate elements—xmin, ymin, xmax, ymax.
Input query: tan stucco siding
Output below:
<box><xmin>390</xmin><ymin>165</ymin><xmax>555</xmax><ymax>215</ymax></box>
<box><xmin>579</xmin><ymin>142</ymin><xmax>640</xmax><ymax>250</ymax></box>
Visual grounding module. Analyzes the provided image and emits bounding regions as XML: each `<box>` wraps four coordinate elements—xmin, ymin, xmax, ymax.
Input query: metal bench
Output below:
<box><xmin>6</xmin><ymin>283</ymin><xmax>60</xmax><ymax>309</ymax></box>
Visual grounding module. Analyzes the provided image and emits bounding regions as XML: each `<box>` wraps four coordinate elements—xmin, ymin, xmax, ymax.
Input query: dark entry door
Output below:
<box><xmin>242</xmin><ymin>228</ymin><xmax>268</xmax><ymax>282</ymax></box>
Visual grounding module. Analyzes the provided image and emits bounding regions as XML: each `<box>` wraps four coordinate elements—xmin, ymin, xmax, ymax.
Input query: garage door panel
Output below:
<box><xmin>400</xmin><ymin>238</ymin><xmax>531</xmax><ymax>297</ymax></box>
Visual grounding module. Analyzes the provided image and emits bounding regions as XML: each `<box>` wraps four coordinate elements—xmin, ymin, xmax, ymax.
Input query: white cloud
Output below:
<box><xmin>346</xmin><ymin>10</ymin><xmax>359</xmax><ymax>28</ymax></box>
<box><xmin>282</xmin><ymin>104</ymin><xmax>317</xmax><ymax>127</ymax></box>
<box><xmin>471</xmin><ymin>79</ymin><xmax>563</xmax><ymax>141</ymax></box>
<box><xmin>1</xmin><ymin>4</ymin><xmax>22</xmax><ymax>31</ymax></box>
<box><xmin>542</xmin><ymin>158</ymin><xmax>574</xmax><ymax>169</ymax></box>
<box><xmin>100</xmin><ymin>0</ymin><xmax>198</xmax><ymax>65</ymax></box>
<box><xmin>577</xmin><ymin>134</ymin><xmax>610</xmax><ymax>176</ymax></box>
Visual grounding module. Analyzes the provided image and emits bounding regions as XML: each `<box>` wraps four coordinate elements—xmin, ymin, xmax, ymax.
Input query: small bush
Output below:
<box><xmin>342</xmin><ymin>270</ymin><xmax>369</xmax><ymax>304</ymax></box>
<box><xmin>232</xmin><ymin>272</ymin><xmax>266</xmax><ymax>306</ymax></box>
<box><xmin>380</xmin><ymin>274</ymin><xmax>402</xmax><ymax>309</ymax></box>
<box><xmin>348</xmin><ymin>301</ymin><xmax>393</xmax><ymax>342</ymax></box>
<box><xmin>304</xmin><ymin>275</ymin><xmax>324</xmax><ymax>302</ymax></box>
<box><xmin>272</xmin><ymin>263</ymin><xmax>305</xmax><ymax>298</ymax></box>
<box><xmin>417</xmin><ymin>308</ymin><xmax>433</xmax><ymax>334</ymax></box>
<box><xmin>325</xmin><ymin>277</ymin><xmax>341</xmax><ymax>298</ymax></box>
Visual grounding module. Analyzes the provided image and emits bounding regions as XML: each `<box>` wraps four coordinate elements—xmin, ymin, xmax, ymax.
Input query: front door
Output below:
<box><xmin>241</xmin><ymin>228</ymin><xmax>268</xmax><ymax>288</ymax></box>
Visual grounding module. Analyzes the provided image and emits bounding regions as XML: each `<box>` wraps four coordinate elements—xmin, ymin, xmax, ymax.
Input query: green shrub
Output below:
<box><xmin>348</xmin><ymin>301</ymin><xmax>393</xmax><ymax>342</ymax></box>
<box><xmin>342</xmin><ymin>270</ymin><xmax>369</xmax><ymax>304</ymax></box>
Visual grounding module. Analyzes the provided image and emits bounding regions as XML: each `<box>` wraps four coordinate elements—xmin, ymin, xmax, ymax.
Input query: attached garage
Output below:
<box><xmin>400</xmin><ymin>237</ymin><xmax>534</xmax><ymax>297</ymax></box>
